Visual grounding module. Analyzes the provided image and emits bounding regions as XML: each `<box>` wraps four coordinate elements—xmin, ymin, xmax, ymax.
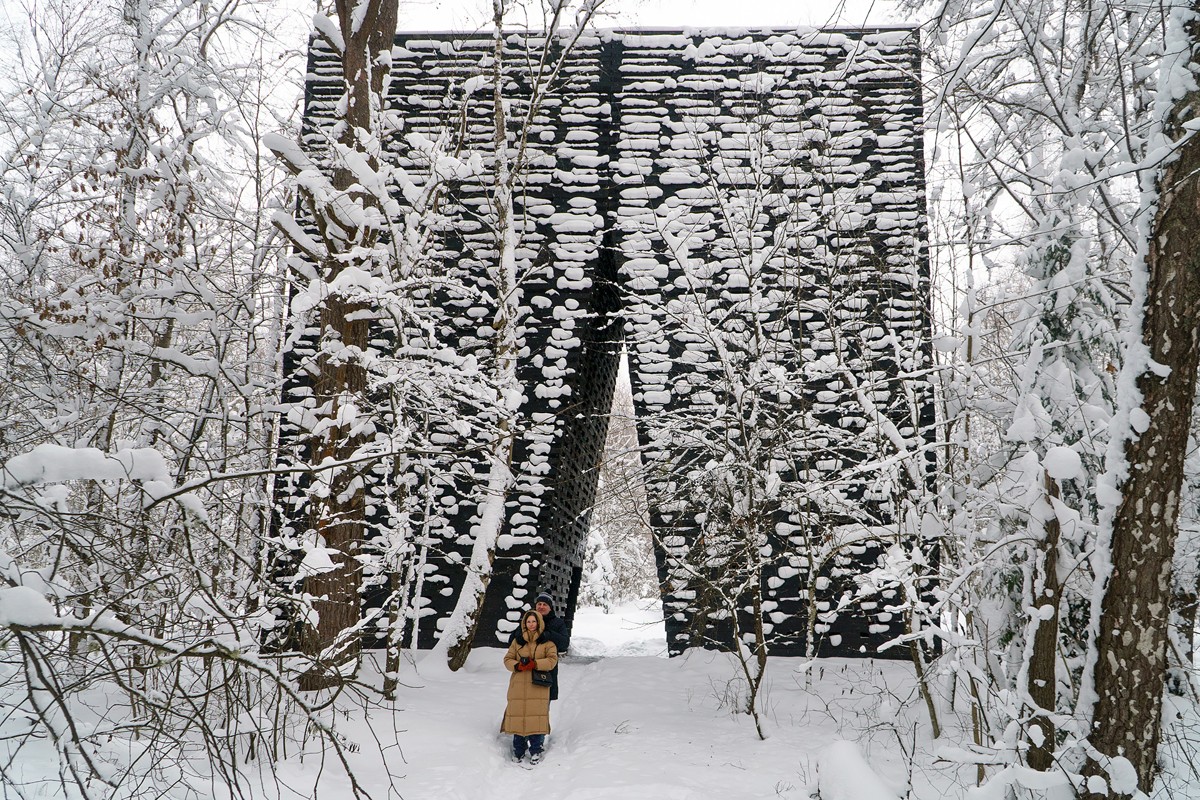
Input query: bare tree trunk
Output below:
<box><xmin>297</xmin><ymin>0</ymin><xmax>399</xmax><ymax>692</ymax></box>
<box><xmin>383</xmin><ymin>568</ymin><xmax>404</xmax><ymax>700</ymax></box>
<box><xmin>426</xmin><ymin>0</ymin><xmax>608</xmax><ymax>670</ymax></box>
<box><xmin>299</xmin><ymin>298</ymin><xmax>372</xmax><ymax>690</ymax></box>
<box><xmin>740</xmin><ymin>578</ymin><xmax>769</xmax><ymax>740</ymax></box>
<box><xmin>1085</xmin><ymin>6</ymin><xmax>1200</xmax><ymax>791</ymax></box>
<box><xmin>438</xmin><ymin>1</ymin><xmax>519</xmax><ymax>671</ymax></box>
<box><xmin>1170</xmin><ymin>580</ymin><xmax>1197</xmax><ymax>696</ymax></box>
<box><xmin>909</xmin><ymin>619</ymin><xmax>943</xmax><ymax>741</ymax></box>
<box><xmin>1026</xmin><ymin>471</ymin><xmax>1062</xmax><ymax>771</ymax></box>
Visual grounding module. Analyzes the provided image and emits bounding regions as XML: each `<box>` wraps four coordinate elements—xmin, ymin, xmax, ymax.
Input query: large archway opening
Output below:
<box><xmin>572</xmin><ymin>348</ymin><xmax>666</xmax><ymax>657</ymax></box>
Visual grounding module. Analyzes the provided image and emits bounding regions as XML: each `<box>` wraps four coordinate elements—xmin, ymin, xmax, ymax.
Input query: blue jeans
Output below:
<box><xmin>512</xmin><ymin>734</ymin><xmax>544</xmax><ymax>757</ymax></box>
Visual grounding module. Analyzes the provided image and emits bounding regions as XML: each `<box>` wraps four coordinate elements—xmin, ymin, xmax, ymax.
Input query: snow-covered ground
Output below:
<box><xmin>10</xmin><ymin>599</ymin><xmax>1200</xmax><ymax>799</ymax></box>
<box><xmin>287</xmin><ymin>598</ymin><xmax>965</xmax><ymax>800</ymax></box>
<box><xmin>42</xmin><ymin>598</ymin><xmax>1200</xmax><ymax>799</ymax></box>
<box><xmin>11</xmin><ymin>598</ymin><xmax>1200</xmax><ymax>798</ymax></box>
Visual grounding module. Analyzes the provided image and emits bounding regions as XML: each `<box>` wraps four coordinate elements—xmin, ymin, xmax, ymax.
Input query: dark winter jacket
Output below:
<box><xmin>501</xmin><ymin>611</ymin><xmax>559</xmax><ymax>737</ymax></box>
<box><xmin>542</xmin><ymin>612</ymin><xmax>570</xmax><ymax>653</ymax></box>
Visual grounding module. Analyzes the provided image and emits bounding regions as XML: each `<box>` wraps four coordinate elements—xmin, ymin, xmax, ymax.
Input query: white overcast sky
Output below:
<box><xmin>394</xmin><ymin>0</ymin><xmax>909</xmax><ymax>32</ymax></box>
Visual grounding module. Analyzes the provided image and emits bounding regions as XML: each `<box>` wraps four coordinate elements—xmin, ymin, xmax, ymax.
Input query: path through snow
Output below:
<box><xmin>305</xmin><ymin>600</ymin><xmax>933</xmax><ymax>800</ymax></box>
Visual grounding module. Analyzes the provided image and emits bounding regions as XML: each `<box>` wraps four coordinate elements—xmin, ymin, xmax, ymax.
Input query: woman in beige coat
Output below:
<box><xmin>502</xmin><ymin>609</ymin><xmax>559</xmax><ymax>764</ymax></box>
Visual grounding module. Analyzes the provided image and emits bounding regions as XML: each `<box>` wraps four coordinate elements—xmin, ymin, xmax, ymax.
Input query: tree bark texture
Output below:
<box><xmin>299</xmin><ymin>302</ymin><xmax>371</xmax><ymax>690</ymax></box>
<box><xmin>336</xmin><ymin>0</ymin><xmax>398</xmax><ymax>139</ymax></box>
<box><xmin>1026</xmin><ymin>471</ymin><xmax>1062</xmax><ymax>772</ymax></box>
<box><xmin>1085</xmin><ymin>14</ymin><xmax>1200</xmax><ymax>791</ymax></box>
<box><xmin>298</xmin><ymin>0</ymin><xmax>399</xmax><ymax>691</ymax></box>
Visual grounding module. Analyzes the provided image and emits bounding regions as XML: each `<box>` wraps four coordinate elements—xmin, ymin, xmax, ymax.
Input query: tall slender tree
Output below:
<box><xmin>431</xmin><ymin>0</ymin><xmax>608</xmax><ymax>671</ymax></box>
<box><xmin>1085</xmin><ymin>2</ymin><xmax>1200</xmax><ymax>794</ymax></box>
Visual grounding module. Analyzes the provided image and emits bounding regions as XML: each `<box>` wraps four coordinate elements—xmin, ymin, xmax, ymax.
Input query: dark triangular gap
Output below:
<box><xmin>572</xmin><ymin>344</ymin><xmax>665</xmax><ymax>653</ymax></box>
<box><xmin>524</xmin><ymin>229</ymin><xmax>627</xmax><ymax>640</ymax></box>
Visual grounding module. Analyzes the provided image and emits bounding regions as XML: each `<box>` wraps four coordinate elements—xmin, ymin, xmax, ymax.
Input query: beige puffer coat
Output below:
<box><xmin>501</xmin><ymin>610</ymin><xmax>559</xmax><ymax>737</ymax></box>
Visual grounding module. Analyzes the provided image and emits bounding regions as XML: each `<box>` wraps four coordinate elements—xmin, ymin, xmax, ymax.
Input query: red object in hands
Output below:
<box><xmin>518</xmin><ymin>659</ymin><xmax>535</xmax><ymax>672</ymax></box>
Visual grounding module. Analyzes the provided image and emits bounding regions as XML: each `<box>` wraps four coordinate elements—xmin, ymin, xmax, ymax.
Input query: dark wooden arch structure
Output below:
<box><xmin>284</xmin><ymin>27</ymin><xmax>933</xmax><ymax>658</ymax></box>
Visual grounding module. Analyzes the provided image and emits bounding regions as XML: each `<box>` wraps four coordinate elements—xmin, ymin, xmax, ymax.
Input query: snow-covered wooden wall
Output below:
<box><xmin>293</xmin><ymin>27</ymin><xmax>932</xmax><ymax>657</ymax></box>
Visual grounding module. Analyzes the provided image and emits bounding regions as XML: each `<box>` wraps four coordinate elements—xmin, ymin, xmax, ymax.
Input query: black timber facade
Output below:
<box><xmin>290</xmin><ymin>27</ymin><xmax>933</xmax><ymax>657</ymax></box>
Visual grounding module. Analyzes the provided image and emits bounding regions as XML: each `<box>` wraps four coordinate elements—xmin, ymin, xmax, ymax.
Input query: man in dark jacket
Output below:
<box><xmin>511</xmin><ymin>591</ymin><xmax>570</xmax><ymax>700</ymax></box>
<box><xmin>534</xmin><ymin>593</ymin><xmax>569</xmax><ymax>651</ymax></box>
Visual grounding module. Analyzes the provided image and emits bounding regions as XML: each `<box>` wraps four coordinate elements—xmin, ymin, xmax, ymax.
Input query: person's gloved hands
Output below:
<box><xmin>517</xmin><ymin>658</ymin><xmax>535</xmax><ymax>672</ymax></box>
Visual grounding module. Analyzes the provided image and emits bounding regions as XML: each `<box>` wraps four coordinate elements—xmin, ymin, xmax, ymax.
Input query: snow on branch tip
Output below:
<box><xmin>1</xmin><ymin>444</ymin><xmax>204</xmax><ymax>516</ymax></box>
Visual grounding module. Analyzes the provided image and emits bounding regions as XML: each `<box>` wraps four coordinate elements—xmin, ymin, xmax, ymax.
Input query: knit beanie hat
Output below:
<box><xmin>535</xmin><ymin>592</ymin><xmax>554</xmax><ymax>611</ymax></box>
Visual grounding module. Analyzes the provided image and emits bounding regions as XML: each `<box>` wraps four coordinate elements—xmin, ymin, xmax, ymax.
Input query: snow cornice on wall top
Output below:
<box><xmin>382</xmin><ymin>26</ymin><xmax>920</xmax><ymax>49</ymax></box>
<box><xmin>386</xmin><ymin>25</ymin><xmax>919</xmax><ymax>35</ymax></box>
